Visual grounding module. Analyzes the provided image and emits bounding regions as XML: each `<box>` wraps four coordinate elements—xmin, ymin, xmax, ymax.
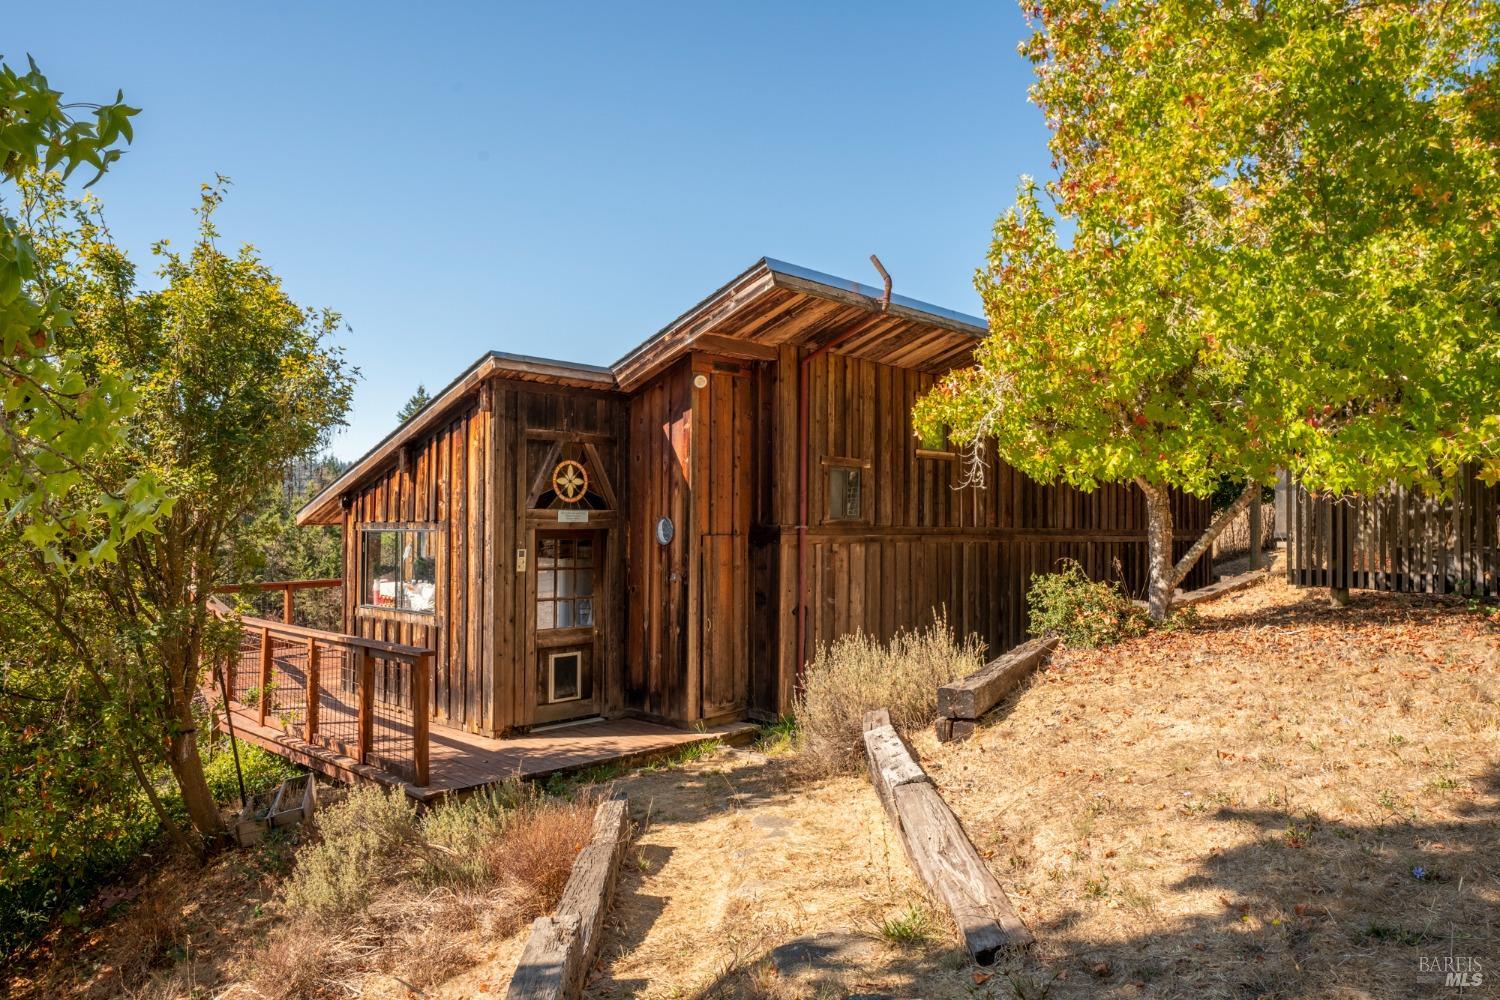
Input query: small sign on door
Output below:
<box><xmin>558</xmin><ymin>509</ymin><xmax>590</xmax><ymax>524</ymax></box>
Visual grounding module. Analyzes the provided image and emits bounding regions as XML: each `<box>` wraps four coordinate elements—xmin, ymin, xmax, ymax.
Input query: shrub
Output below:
<box><xmin>794</xmin><ymin>614</ymin><xmax>984</xmax><ymax>775</ymax></box>
<box><xmin>252</xmin><ymin>780</ymin><xmax>596</xmax><ymax>997</ymax></box>
<box><xmin>202</xmin><ymin>741</ymin><xmax>301</xmax><ymax>805</ymax></box>
<box><xmin>1026</xmin><ymin>561</ymin><xmax>1149</xmax><ymax>649</ymax></box>
<box><xmin>283</xmin><ymin>786</ymin><xmax>421</xmax><ymax>918</ymax></box>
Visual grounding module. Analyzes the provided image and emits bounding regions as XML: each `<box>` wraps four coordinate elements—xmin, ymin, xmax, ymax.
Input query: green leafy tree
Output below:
<box><xmin>1</xmin><ymin>57</ymin><xmax>169</xmax><ymax>568</ymax></box>
<box><xmin>238</xmin><ymin>453</ymin><xmax>347</xmax><ymax>627</ymax></box>
<box><xmin>17</xmin><ymin>178</ymin><xmax>356</xmax><ymax>841</ymax></box>
<box><xmin>397</xmin><ymin>383</ymin><xmax>430</xmax><ymax>423</ymax></box>
<box><xmin>915</xmin><ymin>0</ymin><xmax>1499</xmax><ymax>619</ymax></box>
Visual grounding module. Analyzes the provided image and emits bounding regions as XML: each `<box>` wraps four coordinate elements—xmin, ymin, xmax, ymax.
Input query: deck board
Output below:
<box><xmin>218</xmin><ymin>706</ymin><xmax>757</xmax><ymax>803</ymax></box>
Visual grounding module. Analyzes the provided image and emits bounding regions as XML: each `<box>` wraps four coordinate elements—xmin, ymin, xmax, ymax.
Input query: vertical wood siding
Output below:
<box><xmin>342</xmin><ymin>397</ymin><xmax>493</xmax><ymax>733</ymax></box>
<box><xmin>624</xmin><ymin>360</ymin><xmax>694</xmax><ymax>720</ymax></box>
<box><xmin>754</xmin><ymin>350</ymin><xmax>1213</xmax><ymax>717</ymax></box>
<box><xmin>343</xmin><ymin>380</ymin><xmax>627</xmax><ymax>738</ymax></box>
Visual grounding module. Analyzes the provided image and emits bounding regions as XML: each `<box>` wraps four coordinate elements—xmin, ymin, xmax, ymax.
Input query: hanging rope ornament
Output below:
<box><xmin>552</xmin><ymin>459</ymin><xmax>589</xmax><ymax>503</ymax></box>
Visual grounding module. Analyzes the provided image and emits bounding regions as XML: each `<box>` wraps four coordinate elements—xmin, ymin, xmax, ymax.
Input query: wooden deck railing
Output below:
<box><xmin>214</xmin><ymin>577</ymin><xmax>342</xmax><ymax>626</ymax></box>
<box><xmin>211</xmin><ymin>598</ymin><xmax>434</xmax><ymax>786</ymax></box>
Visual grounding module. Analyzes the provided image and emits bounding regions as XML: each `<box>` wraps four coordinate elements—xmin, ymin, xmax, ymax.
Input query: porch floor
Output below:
<box><xmin>218</xmin><ymin>705</ymin><xmax>758</xmax><ymax>803</ymax></box>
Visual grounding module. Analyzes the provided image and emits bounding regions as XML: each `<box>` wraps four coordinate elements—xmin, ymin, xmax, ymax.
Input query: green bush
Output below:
<box><xmin>1026</xmin><ymin>561</ymin><xmax>1149</xmax><ymax>648</ymax></box>
<box><xmin>283</xmin><ymin>786</ymin><xmax>421</xmax><ymax>918</ymax></box>
<box><xmin>795</xmin><ymin>614</ymin><xmax>984</xmax><ymax>774</ymax></box>
<box><xmin>2</xmin><ymin>734</ymin><xmax>303</xmax><ymax>960</ymax></box>
<box><xmin>203</xmin><ymin>741</ymin><xmax>301</xmax><ymax>805</ymax></box>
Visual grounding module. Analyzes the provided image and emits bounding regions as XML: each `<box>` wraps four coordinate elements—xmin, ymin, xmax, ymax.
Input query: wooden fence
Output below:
<box><xmin>212</xmin><ymin>599</ymin><xmax>435</xmax><ymax>785</ymax></box>
<box><xmin>1287</xmin><ymin>465</ymin><xmax>1499</xmax><ymax>597</ymax></box>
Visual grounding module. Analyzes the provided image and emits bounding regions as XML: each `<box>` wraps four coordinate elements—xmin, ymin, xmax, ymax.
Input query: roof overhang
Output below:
<box><xmin>298</xmin><ymin>258</ymin><xmax>987</xmax><ymax>525</ymax></box>
<box><xmin>296</xmin><ymin>352</ymin><xmax>618</xmax><ymax>525</ymax></box>
<box><xmin>611</xmin><ymin>257</ymin><xmax>986</xmax><ymax>391</ymax></box>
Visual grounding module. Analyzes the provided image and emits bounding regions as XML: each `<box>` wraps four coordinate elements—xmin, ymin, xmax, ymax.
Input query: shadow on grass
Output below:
<box><xmin>633</xmin><ymin>758</ymin><xmax>1499</xmax><ymax>1000</ymax></box>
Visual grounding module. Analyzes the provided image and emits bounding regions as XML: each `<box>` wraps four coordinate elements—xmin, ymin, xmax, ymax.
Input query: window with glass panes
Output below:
<box><xmin>360</xmin><ymin>527</ymin><xmax>437</xmax><ymax>614</ymax></box>
<box><xmin>535</xmin><ymin>536</ymin><xmax>595</xmax><ymax>630</ymax></box>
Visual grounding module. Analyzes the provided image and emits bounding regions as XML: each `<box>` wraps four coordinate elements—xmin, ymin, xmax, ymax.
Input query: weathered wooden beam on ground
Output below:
<box><xmin>935</xmin><ymin>635</ymin><xmax>1059</xmax><ymax>742</ymax></box>
<box><xmin>507</xmin><ymin>913</ymin><xmax>582</xmax><ymax>1000</ymax></box>
<box><xmin>862</xmin><ymin>709</ymin><xmax>1033</xmax><ymax>964</ymax></box>
<box><xmin>506</xmin><ymin>796</ymin><xmax>631</xmax><ymax>1000</ymax></box>
<box><xmin>1172</xmin><ymin>567</ymin><xmax>1271</xmax><ymax>609</ymax></box>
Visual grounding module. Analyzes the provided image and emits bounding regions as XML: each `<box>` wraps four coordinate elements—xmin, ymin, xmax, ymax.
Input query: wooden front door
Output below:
<box><xmin>533</xmin><ymin>530</ymin><xmax>602</xmax><ymax>724</ymax></box>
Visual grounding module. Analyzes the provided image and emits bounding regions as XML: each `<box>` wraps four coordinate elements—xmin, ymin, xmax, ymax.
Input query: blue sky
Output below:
<box><xmin>10</xmin><ymin>2</ymin><xmax>1049</xmax><ymax>460</ymax></box>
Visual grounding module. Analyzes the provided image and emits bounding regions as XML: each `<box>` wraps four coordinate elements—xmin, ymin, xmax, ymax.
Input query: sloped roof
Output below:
<box><xmin>296</xmin><ymin>258</ymin><xmax>986</xmax><ymax>525</ymax></box>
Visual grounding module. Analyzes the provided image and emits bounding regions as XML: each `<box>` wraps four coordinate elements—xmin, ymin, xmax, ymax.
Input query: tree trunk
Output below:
<box><xmin>1136</xmin><ymin>478</ymin><xmax>1261</xmax><ymax>621</ymax></box>
<box><xmin>168</xmin><ymin>679</ymin><xmax>223</xmax><ymax>838</ymax></box>
<box><xmin>169</xmin><ymin>723</ymin><xmax>223</xmax><ymax>838</ymax></box>
<box><xmin>1137</xmin><ymin>480</ymin><xmax>1177</xmax><ymax>621</ymax></box>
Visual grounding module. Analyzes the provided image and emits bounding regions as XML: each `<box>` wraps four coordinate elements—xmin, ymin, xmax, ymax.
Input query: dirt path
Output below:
<box><xmin>584</xmin><ymin>751</ymin><xmax>984</xmax><ymax>999</ymax></box>
<box><xmin>444</xmin><ymin>572</ymin><xmax>1500</xmax><ymax>1000</ymax></box>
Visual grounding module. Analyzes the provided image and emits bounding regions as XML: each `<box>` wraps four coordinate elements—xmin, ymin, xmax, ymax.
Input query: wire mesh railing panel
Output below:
<box><xmin>232</xmin><ymin>630</ymin><xmax>262</xmax><ymax>706</ymax></box>
<box><xmin>216</xmin><ymin>605</ymin><xmax>431</xmax><ymax>786</ymax></box>
<box><xmin>369</xmin><ymin>654</ymin><xmax>417</xmax><ymax>783</ymax></box>
<box><xmin>264</xmin><ymin>635</ymin><xmax>309</xmax><ymax>733</ymax></box>
<box><xmin>310</xmin><ymin>644</ymin><xmax>357</xmax><ymax>756</ymax></box>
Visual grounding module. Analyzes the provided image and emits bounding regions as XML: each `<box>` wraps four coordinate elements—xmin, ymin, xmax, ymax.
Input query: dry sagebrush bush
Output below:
<box><xmin>282</xmin><ymin>784</ymin><xmax>420</xmax><ymax>918</ymax></box>
<box><xmin>243</xmin><ymin>781</ymin><xmax>597</xmax><ymax>999</ymax></box>
<box><xmin>794</xmin><ymin>613</ymin><xmax>984</xmax><ymax>774</ymax></box>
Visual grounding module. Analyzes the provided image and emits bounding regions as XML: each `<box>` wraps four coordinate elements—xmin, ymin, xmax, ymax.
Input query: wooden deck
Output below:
<box><xmin>219</xmin><ymin>704</ymin><xmax>757</xmax><ymax>803</ymax></box>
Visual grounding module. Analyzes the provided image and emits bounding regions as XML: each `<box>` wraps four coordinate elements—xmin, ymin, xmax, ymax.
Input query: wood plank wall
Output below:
<box><xmin>343</xmin><ymin>379</ymin><xmax>627</xmax><ymax>738</ymax></box>
<box><xmin>624</xmin><ymin>360</ymin><xmax>693</xmax><ymax>721</ymax></box>
<box><xmin>692</xmin><ymin>357</ymin><xmax>754</xmax><ymax>722</ymax></box>
<box><xmin>1287</xmin><ymin>464</ymin><xmax>1499</xmax><ymax>597</ymax></box>
<box><xmin>756</xmin><ymin>349</ymin><xmax>1213</xmax><ymax>716</ymax></box>
<box><xmin>343</xmin><ymin>395</ymin><xmax>493</xmax><ymax>733</ymax></box>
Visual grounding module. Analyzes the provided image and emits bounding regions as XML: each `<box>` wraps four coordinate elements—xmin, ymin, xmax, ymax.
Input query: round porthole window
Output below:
<box><xmin>655</xmin><ymin>516</ymin><xmax>675</xmax><ymax>546</ymax></box>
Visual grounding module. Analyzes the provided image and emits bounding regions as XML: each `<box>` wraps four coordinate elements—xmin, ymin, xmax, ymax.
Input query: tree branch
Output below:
<box><xmin>1170</xmin><ymin>480</ymin><xmax>1261</xmax><ymax>590</ymax></box>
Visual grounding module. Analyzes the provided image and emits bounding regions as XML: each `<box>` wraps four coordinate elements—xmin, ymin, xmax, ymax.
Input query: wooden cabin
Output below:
<box><xmin>295</xmin><ymin>258</ymin><xmax>1212</xmax><ymax>744</ymax></box>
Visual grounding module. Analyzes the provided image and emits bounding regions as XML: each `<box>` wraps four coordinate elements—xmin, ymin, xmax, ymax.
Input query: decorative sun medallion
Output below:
<box><xmin>552</xmin><ymin>459</ymin><xmax>589</xmax><ymax>504</ymax></box>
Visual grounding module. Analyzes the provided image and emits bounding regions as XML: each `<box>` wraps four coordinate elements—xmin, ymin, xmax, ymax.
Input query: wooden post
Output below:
<box><xmin>412</xmin><ymin>652</ymin><xmax>432</xmax><ymax>786</ymax></box>
<box><xmin>225</xmin><ymin>648</ymin><xmax>238</xmax><ymax>706</ymax></box>
<box><xmin>258</xmin><ymin>626</ymin><xmax>273</xmax><ymax>727</ymax></box>
<box><xmin>282</xmin><ymin>585</ymin><xmax>295</xmax><ymax>625</ymax></box>
<box><xmin>305</xmin><ymin>637</ymin><xmax>320</xmax><ymax>742</ymax></box>
<box><xmin>506</xmin><ymin>797</ymin><xmax>629</xmax><ymax>1000</ymax></box>
<box><xmin>1248</xmin><ymin>501</ymin><xmax>1263</xmax><ymax>571</ymax></box>
<box><xmin>357</xmin><ymin>647</ymin><xmax>374</xmax><ymax>765</ymax></box>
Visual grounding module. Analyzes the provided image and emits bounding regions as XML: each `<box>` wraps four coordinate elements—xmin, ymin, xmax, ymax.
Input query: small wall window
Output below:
<box><xmin>361</xmin><ymin>527</ymin><xmax>437</xmax><ymax>614</ymax></box>
<box><xmin>827</xmin><ymin>465</ymin><xmax>864</xmax><ymax>521</ymax></box>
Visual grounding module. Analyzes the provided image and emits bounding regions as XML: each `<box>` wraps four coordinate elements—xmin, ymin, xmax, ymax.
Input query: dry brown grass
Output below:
<box><xmin>580</xmin><ymin>566</ymin><xmax>1498</xmax><ymax>999</ymax></box>
<box><xmin>931</xmin><ymin>567</ymin><xmax>1500</xmax><ymax>998</ymax></box>
<box><xmin>5</xmin><ymin>782</ymin><xmax>596</xmax><ymax>1000</ymax></box>
<box><xmin>794</xmin><ymin>614</ymin><xmax>985</xmax><ymax>774</ymax></box>
<box><xmin>231</xmin><ymin>782</ymin><xmax>595</xmax><ymax>999</ymax></box>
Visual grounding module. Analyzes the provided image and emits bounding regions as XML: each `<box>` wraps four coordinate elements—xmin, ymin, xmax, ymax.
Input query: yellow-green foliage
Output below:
<box><xmin>794</xmin><ymin>614</ymin><xmax>984</xmax><ymax>774</ymax></box>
